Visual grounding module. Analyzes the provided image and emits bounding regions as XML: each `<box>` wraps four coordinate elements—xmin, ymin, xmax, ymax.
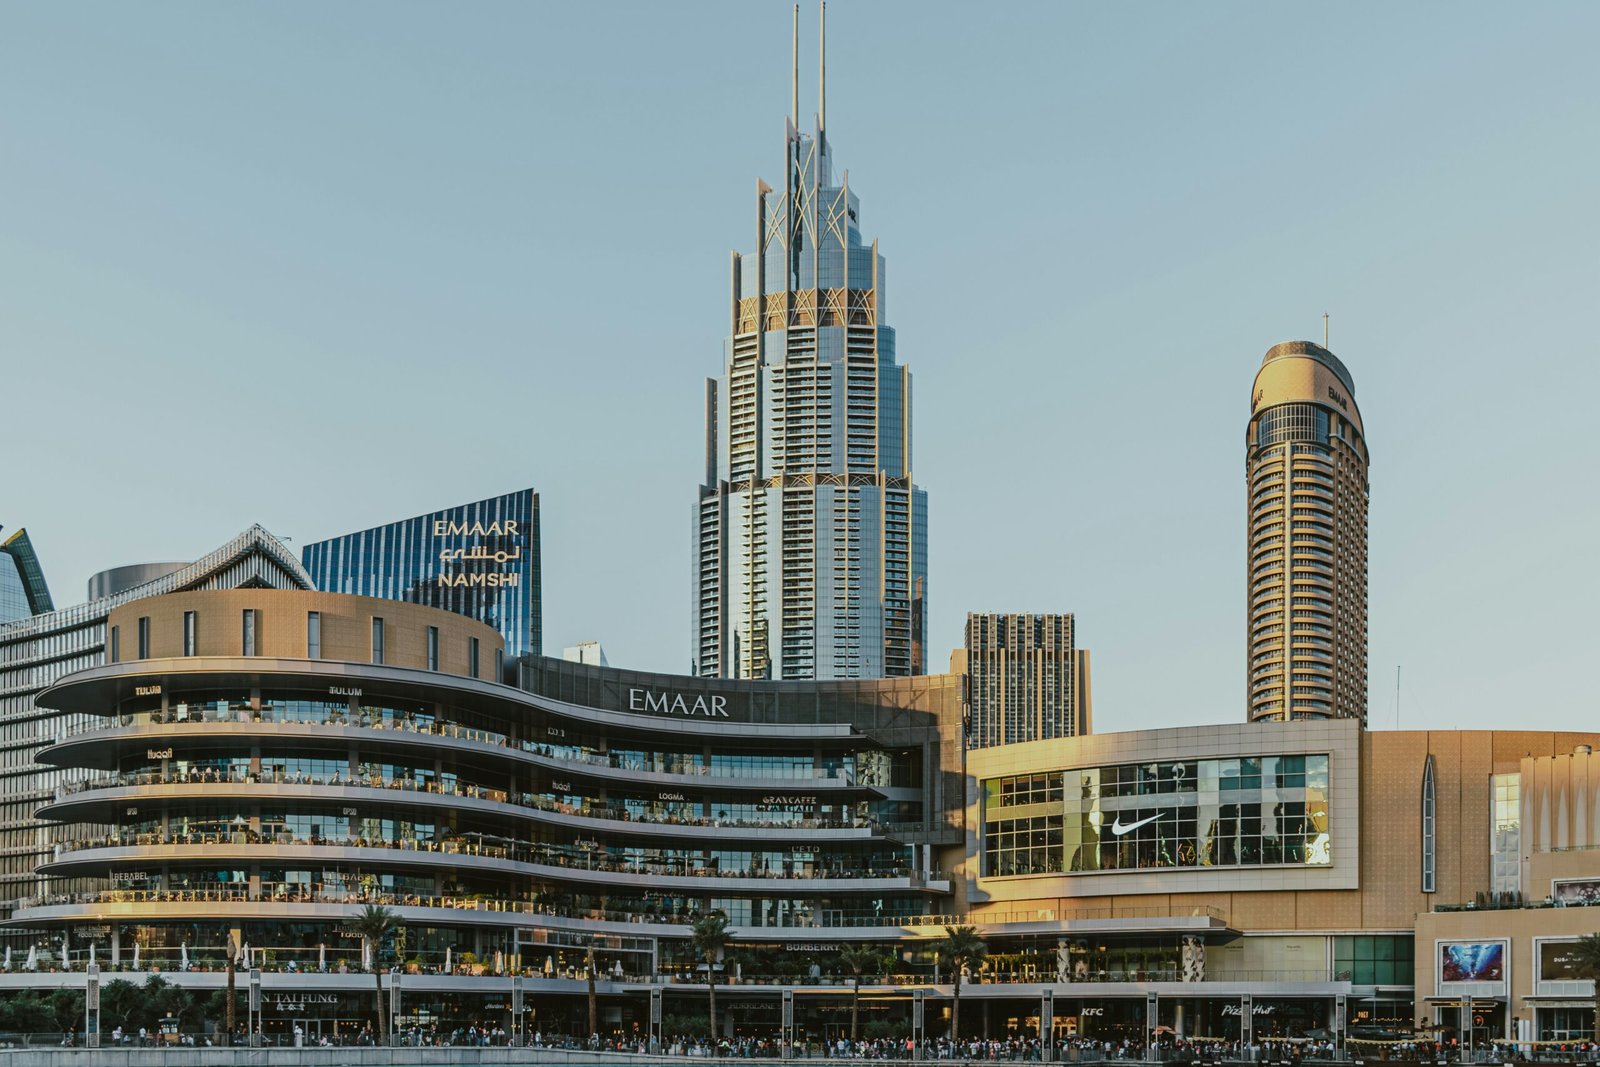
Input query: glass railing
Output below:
<box><xmin>54</xmin><ymin>773</ymin><xmax>893</xmax><ymax>834</ymax></box>
<box><xmin>19</xmin><ymin>888</ymin><xmax>963</xmax><ymax>930</ymax></box>
<box><xmin>53</xmin><ymin>833</ymin><xmax>941</xmax><ymax>884</ymax></box>
<box><xmin>65</xmin><ymin>712</ymin><xmax>870</xmax><ymax>786</ymax></box>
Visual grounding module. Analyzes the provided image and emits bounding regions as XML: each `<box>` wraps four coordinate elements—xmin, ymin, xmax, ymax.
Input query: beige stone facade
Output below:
<box><xmin>106</xmin><ymin>589</ymin><xmax>503</xmax><ymax>679</ymax></box>
<box><xmin>956</xmin><ymin>721</ymin><xmax>1600</xmax><ymax>1040</ymax></box>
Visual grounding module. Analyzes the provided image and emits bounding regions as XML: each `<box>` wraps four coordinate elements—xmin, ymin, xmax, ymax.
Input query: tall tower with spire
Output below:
<box><xmin>693</xmin><ymin>4</ymin><xmax>928</xmax><ymax>681</ymax></box>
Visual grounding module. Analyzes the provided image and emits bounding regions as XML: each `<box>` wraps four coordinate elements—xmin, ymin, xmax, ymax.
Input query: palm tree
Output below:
<box><xmin>933</xmin><ymin>926</ymin><xmax>987</xmax><ymax>1041</ymax></box>
<box><xmin>838</xmin><ymin>945</ymin><xmax>889</xmax><ymax>1046</ymax></box>
<box><xmin>1569</xmin><ymin>932</ymin><xmax>1600</xmax><ymax>1040</ymax></box>
<box><xmin>344</xmin><ymin>905</ymin><xmax>400</xmax><ymax>1045</ymax></box>
<box><xmin>586</xmin><ymin>939</ymin><xmax>599</xmax><ymax>1042</ymax></box>
<box><xmin>224</xmin><ymin>933</ymin><xmax>238</xmax><ymax>1046</ymax></box>
<box><xmin>691</xmin><ymin>910</ymin><xmax>731</xmax><ymax>1053</ymax></box>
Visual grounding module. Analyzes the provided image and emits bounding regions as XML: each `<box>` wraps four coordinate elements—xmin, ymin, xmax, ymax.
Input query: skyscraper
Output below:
<box><xmin>693</xmin><ymin>4</ymin><xmax>928</xmax><ymax>681</ymax></box>
<box><xmin>1246</xmin><ymin>341</ymin><xmax>1369</xmax><ymax>723</ymax></box>
<box><xmin>963</xmin><ymin>613</ymin><xmax>1092</xmax><ymax>749</ymax></box>
<box><xmin>301</xmin><ymin>488</ymin><xmax>541</xmax><ymax>661</ymax></box>
<box><xmin>0</xmin><ymin>527</ymin><xmax>53</xmax><ymax>623</ymax></box>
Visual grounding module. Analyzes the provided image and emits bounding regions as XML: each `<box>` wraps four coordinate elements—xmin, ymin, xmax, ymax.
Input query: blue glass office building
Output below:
<box><xmin>301</xmin><ymin>489</ymin><xmax>541</xmax><ymax>660</ymax></box>
<box><xmin>0</xmin><ymin>527</ymin><xmax>53</xmax><ymax>624</ymax></box>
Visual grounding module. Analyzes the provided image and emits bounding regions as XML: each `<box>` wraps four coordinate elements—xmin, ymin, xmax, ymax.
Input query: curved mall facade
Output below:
<box><xmin>7</xmin><ymin>589</ymin><xmax>1600</xmax><ymax>1045</ymax></box>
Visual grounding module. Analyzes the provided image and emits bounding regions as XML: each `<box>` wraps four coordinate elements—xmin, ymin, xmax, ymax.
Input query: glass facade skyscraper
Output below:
<box><xmin>693</xmin><ymin>18</ymin><xmax>927</xmax><ymax>680</ymax></box>
<box><xmin>301</xmin><ymin>489</ymin><xmax>541</xmax><ymax>660</ymax></box>
<box><xmin>0</xmin><ymin>527</ymin><xmax>54</xmax><ymax>623</ymax></box>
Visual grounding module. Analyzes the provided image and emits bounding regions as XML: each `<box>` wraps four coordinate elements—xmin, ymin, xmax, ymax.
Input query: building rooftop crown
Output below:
<box><xmin>1261</xmin><ymin>341</ymin><xmax>1356</xmax><ymax>396</ymax></box>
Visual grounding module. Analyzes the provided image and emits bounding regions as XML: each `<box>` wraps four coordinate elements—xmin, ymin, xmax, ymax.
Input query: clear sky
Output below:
<box><xmin>4</xmin><ymin>2</ymin><xmax>1597</xmax><ymax>733</ymax></box>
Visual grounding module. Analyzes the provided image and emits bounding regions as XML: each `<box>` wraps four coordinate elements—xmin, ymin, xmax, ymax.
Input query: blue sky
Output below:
<box><xmin>4</xmin><ymin>2</ymin><xmax>1597</xmax><ymax>732</ymax></box>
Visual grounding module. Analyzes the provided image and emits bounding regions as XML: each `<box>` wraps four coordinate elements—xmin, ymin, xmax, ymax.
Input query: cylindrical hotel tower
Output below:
<box><xmin>1246</xmin><ymin>342</ymin><xmax>1369</xmax><ymax>723</ymax></box>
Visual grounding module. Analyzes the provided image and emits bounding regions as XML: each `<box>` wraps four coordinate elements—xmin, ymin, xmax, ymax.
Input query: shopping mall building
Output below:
<box><xmin>3</xmin><ymin>589</ymin><xmax>1597</xmax><ymax>1046</ymax></box>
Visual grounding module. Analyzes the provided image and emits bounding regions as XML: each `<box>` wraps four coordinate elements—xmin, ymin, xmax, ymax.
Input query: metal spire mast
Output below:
<box><xmin>791</xmin><ymin>4</ymin><xmax>799</xmax><ymax>129</ymax></box>
<box><xmin>818</xmin><ymin>1</ymin><xmax>827</xmax><ymax>139</ymax></box>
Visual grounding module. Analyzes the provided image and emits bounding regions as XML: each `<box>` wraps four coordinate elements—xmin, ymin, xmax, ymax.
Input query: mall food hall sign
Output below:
<box><xmin>432</xmin><ymin>518</ymin><xmax>526</xmax><ymax>588</ymax></box>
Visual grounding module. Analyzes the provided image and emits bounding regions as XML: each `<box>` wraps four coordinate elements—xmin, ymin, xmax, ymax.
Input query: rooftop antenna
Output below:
<box><xmin>791</xmin><ymin>4</ymin><xmax>799</xmax><ymax>129</ymax></box>
<box><xmin>1394</xmin><ymin>664</ymin><xmax>1402</xmax><ymax>730</ymax></box>
<box><xmin>1323</xmin><ymin>312</ymin><xmax>1330</xmax><ymax>348</ymax></box>
<box><xmin>818</xmin><ymin>0</ymin><xmax>826</xmax><ymax>140</ymax></box>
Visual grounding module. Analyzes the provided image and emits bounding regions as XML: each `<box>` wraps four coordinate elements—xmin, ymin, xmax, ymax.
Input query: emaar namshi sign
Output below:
<box><xmin>432</xmin><ymin>517</ymin><xmax>526</xmax><ymax>588</ymax></box>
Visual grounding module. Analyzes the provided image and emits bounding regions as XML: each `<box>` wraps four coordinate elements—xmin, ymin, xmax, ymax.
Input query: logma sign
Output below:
<box><xmin>627</xmin><ymin>688</ymin><xmax>729</xmax><ymax>718</ymax></box>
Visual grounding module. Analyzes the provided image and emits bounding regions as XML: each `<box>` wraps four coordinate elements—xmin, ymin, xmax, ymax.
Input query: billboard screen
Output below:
<box><xmin>1539</xmin><ymin>941</ymin><xmax>1583</xmax><ymax>982</ymax></box>
<box><xmin>1440</xmin><ymin>942</ymin><xmax>1504</xmax><ymax>984</ymax></box>
<box><xmin>1553</xmin><ymin>879</ymin><xmax>1600</xmax><ymax>906</ymax></box>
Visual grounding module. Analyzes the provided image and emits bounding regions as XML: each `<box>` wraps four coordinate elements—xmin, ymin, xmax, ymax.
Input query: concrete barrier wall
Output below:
<box><xmin>0</xmin><ymin>1049</ymin><xmax>645</xmax><ymax>1067</ymax></box>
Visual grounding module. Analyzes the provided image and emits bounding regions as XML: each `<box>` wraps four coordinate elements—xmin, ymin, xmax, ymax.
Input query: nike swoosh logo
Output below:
<box><xmin>1110</xmin><ymin>813</ymin><xmax>1161</xmax><ymax>836</ymax></box>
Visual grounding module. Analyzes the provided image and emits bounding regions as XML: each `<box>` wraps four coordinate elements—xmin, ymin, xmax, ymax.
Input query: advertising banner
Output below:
<box><xmin>1440</xmin><ymin>942</ymin><xmax>1504</xmax><ymax>984</ymax></box>
<box><xmin>1553</xmin><ymin>879</ymin><xmax>1600</xmax><ymax>905</ymax></box>
<box><xmin>1539</xmin><ymin>941</ymin><xmax>1583</xmax><ymax>982</ymax></box>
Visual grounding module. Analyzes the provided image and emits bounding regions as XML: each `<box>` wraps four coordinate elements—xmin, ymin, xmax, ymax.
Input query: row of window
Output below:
<box><xmin>110</xmin><ymin>611</ymin><xmax>499</xmax><ymax>679</ymax></box>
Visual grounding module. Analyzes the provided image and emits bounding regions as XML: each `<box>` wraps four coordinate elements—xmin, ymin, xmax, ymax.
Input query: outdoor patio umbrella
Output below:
<box><xmin>132</xmin><ymin>942</ymin><xmax>139</xmax><ymax>970</ymax></box>
<box><xmin>25</xmin><ymin>946</ymin><xmax>37</xmax><ymax>971</ymax></box>
<box><xmin>544</xmin><ymin>955</ymin><xmax>554</xmax><ymax>976</ymax></box>
<box><xmin>89</xmin><ymin>942</ymin><xmax>96</xmax><ymax>965</ymax></box>
<box><xmin>3</xmin><ymin>946</ymin><xmax>10</xmax><ymax>970</ymax></box>
<box><xmin>444</xmin><ymin>946</ymin><xmax>451</xmax><ymax>974</ymax></box>
<box><xmin>181</xmin><ymin>943</ymin><xmax>189</xmax><ymax>971</ymax></box>
<box><xmin>318</xmin><ymin>943</ymin><xmax>325</xmax><ymax>971</ymax></box>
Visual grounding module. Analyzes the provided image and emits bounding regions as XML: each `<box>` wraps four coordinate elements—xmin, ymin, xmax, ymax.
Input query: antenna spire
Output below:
<box><xmin>818</xmin><ymin>1</ymin><xmax>827</xmax><ymax>139</ymax></box>
<box><xmin>1323</xmin><ymin>311</ymin><xmax>1330</xmax><ymax>348</ymax></box>
<box><xmin>791</xmin><ymin>4</ymin><xmax>799</xmax><ymax>129</ymax></box>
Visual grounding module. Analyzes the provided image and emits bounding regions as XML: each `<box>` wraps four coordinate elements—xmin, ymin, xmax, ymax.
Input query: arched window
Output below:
<box><xmin>1421</xmin><ymin>755</ymin><xmax>1436</xmax><ymax>893</ymax></box>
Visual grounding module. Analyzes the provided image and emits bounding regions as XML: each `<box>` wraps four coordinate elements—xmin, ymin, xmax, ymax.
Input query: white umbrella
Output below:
<box><xmin>613</xmin><ymin>960</ymin><xmax>623</xmax><ymax>978</ymax></box>
<box><xmin>494</xmin><ymin>950</ymin><xmax>504</xmax><ymax>974</ymax></box>
<box><xmin>243</xmin><ymin>943</ymin><xmax>252</xmax><ymax>969</ymax></box>
<box><xmin>62</xmin><ymin>936</ymin><xmax>70</xmax><ymax>970</ymax></box>
<box><xmin>181</xmin><ymin>943</ymin><xmax>189</xmax><ymax>971</ymax></box>
<box><xmin>90</xmin><ymin>943</ymin><xmax>96</xmax><ymax>965</ymax></box>
<box><xmin>543</xmin><ymin>954</ymin><xmax>553</xmax><ymax>976</ymax></box>
<box><xmin>318</xmin><ymin>943</ymin><xmax>325</xmax><ymax>971</ymax></box>
<box><xmin>132</xmin><ymin>942</ymin><xmax>139</xmax><ymax>970</ymax></box>
<box><xmin>3</xmin><ymin>946</ymin><xmax>10</xmax><ymax>970</ymax></box>
<box><xmin>361</xmin><ymin>940</ymin><xmax>370</xmax><ymax>971</ymax></box>
<box><xmin>444</xmin><ymin>946</ymin><xmax>452</xmax><ymax>974</ymax></box>
<box><xmin>25</xmin><ymin>946</ymin><xmax>37</xmax><ymax>971</ymax></box>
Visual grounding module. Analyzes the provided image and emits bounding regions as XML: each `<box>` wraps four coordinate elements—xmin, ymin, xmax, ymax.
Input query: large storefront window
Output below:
<box><xmin>1490</xmin><ymin>772</ymin><xmax>1520</xmax><ymax>896</ymax></box>
<box><xmin>1334</xmin><ymin>935</ymin><xmax>1414</xmax><ymax>984</ymax></box>
<box><xmin>1539</xmin><ymin>1008</ymin><xmax>1594</xmax><ymax>1042</ymax></box>
<box><xmin>984</xmin><ymin>755</ymin><xmax>1331</xmax><ymax>876</ymax></box>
